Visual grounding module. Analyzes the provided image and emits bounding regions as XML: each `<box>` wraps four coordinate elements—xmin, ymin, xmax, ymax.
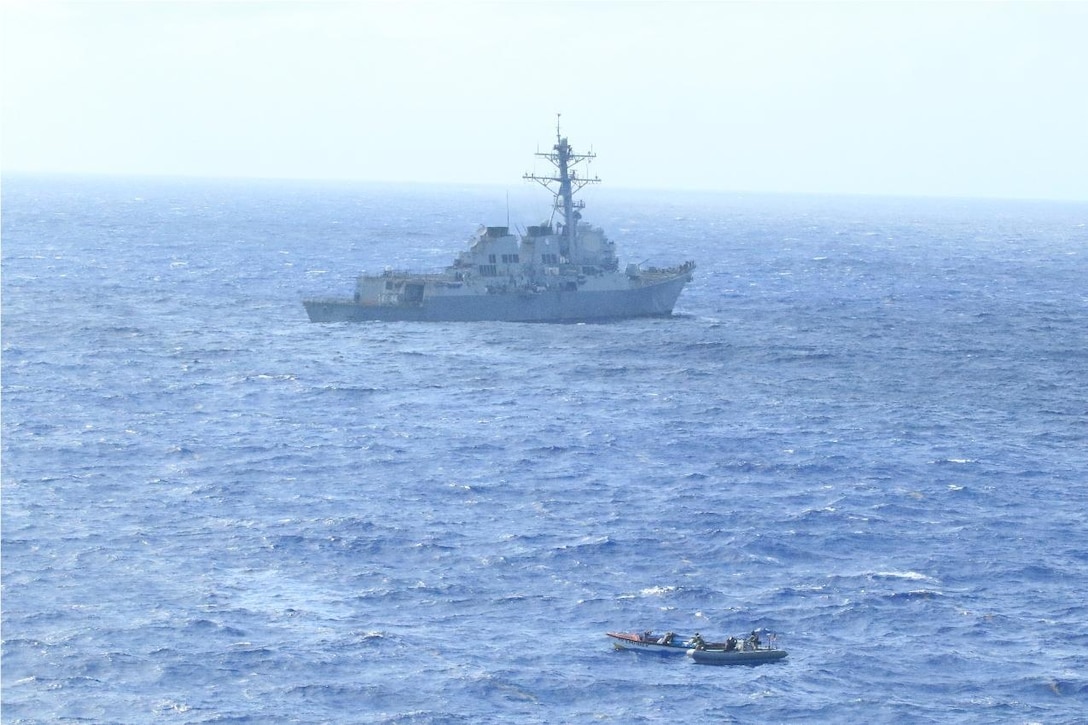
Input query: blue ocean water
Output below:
<box><xmin>2</xmin><ymin>175</ymin><xmax>1087</xmax><ymax>723</ymax></box>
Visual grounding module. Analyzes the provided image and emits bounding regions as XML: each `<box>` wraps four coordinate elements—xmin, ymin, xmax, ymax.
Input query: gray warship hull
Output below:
<box><xmin>305</xmin><ymin>270</ymin><xmax>690</xmax><ymax>323</ymax></box>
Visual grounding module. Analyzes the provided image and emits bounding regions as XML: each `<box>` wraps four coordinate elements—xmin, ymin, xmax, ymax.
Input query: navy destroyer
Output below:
<box><xmin>304</xmin><ymin>121</ymin><xmax>695</xmax><ymax>323</ymax></box>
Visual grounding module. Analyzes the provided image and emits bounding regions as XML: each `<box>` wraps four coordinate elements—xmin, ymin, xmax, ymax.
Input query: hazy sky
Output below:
<box><xmin>3</xmin><ymin>1</ymin><xmax>1086</xmax><ymax>200</ymax></box>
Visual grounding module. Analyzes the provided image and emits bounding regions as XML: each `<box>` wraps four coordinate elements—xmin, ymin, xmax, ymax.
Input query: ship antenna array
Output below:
<box><xmin>523</xmin><ymin>114</ymin><xmax>599</xmax><ymax>249</ymax></box>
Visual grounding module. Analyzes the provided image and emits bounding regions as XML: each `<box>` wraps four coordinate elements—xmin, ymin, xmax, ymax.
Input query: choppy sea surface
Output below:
<box><xmin>2</xmin><ymin>175</ymin><xmax>1087</xmax><ymax>723</ymax></box>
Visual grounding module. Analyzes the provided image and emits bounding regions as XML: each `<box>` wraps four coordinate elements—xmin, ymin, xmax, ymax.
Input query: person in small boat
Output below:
<box><xmin>724</xmin><ymin>636</ymin><xmax>738</xmax><ymax>652</ymax></box>
<box><xmin>688</xmin><ymin>633</ymin><xmax>706</xmax><ymax>650</ymax></box>
<box><xmin>747</xmin><ymin>631</ymin><xmax>761</xmax><ymax>649</ymax></box>
<box><xmin>657</xmin><ymin>632</ymin><xmax>675</xmax><ymax>645</ymax></box>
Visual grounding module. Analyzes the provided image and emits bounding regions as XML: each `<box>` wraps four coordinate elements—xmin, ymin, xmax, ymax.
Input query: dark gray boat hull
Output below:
<box><xmin>688</xmin><ymin>648</ymin><xmax>788</xmax><ymax>666</ymax></box>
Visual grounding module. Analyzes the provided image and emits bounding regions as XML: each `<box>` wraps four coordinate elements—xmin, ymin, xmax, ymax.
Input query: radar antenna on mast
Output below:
<box><xmin>523</xmin><ymin>114</ymin><xmax>599</xmax><ymax>256</ymax></box>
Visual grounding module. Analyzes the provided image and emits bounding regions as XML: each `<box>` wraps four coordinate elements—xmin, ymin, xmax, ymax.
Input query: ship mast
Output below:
<box><xmin>524</xmin><ymin>114</ymin><xmax>599</xmax><ymax>257</ymax></box>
